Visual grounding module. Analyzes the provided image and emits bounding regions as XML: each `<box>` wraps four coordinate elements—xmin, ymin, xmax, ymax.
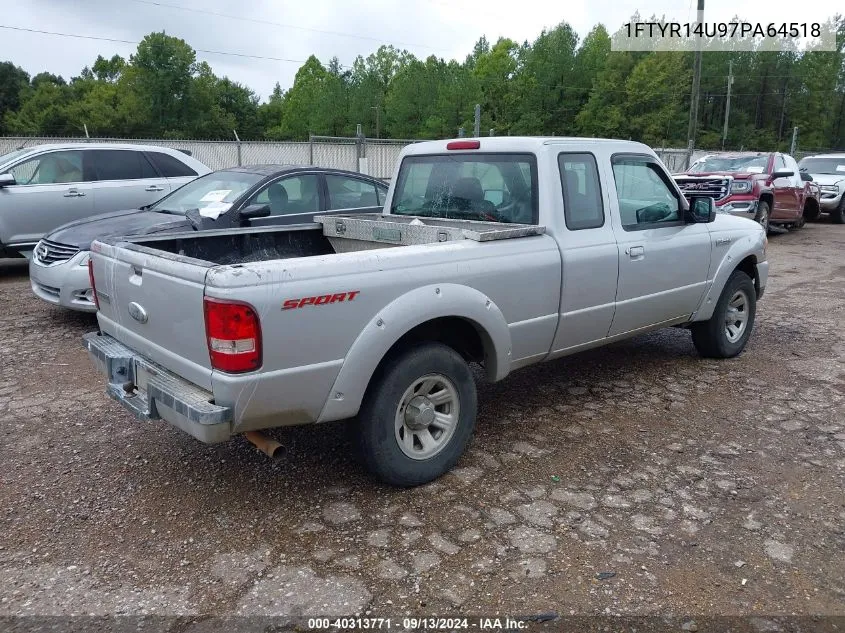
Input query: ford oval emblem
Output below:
<box><xmin>128</xmin><ymin>302</ymin><xmax>148</xmax><ymax>324</ymax></box>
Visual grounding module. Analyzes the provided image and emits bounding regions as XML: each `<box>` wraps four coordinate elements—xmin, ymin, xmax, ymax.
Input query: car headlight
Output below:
<box><xmin>77</xmin><ymin>252</ymin><xmax>90</xmax><ymax>267</ymax></box>
<box><xmin>730</xmin><ymin>180</ymin><xmax>752</xmax><ymax>194</ymax></box>
<box><xmin>820</xmin><ymin>184</ymin><xmax>841</xmax><ymax>193</ymax></box>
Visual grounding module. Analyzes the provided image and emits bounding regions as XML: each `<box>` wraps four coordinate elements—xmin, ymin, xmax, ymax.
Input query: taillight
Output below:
<box><xmin>87</xmin><ymin>259</ymin><xmax>99</xmax><ymax>309</ymax></box>
<box><xmin>446</xmin><ymin>140</ymin><xmax>480</xmax><ymax>150</ymax></box>
<box><xmin>203</xmin><ymin>297</ymin><xmax>262</xmax><ymax>373</ymax></box>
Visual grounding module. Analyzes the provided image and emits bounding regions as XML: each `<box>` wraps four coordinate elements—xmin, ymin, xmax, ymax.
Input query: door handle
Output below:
<box><xmin>628</xmin><ymin>245</ymin><xmax>644</xmax><ymax>258</ymax></box>
<box><xmin>63</xmin><ymin>190</ymin><xmax>85</xmax><ymax>197</ymax></box>
<box><xmin>145</xmin><ymin>185</ymin><xmax>164</xmax><ymax>192</ymax></box>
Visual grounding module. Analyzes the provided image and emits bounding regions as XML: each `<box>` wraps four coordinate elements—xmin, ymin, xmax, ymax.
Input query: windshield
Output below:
<box><xmin>0</xmin><ymin>148</ymin><xmax>32</xmax><ymax>169</ymax></box>
<box><xmin>689</xmin><ymin>155</ymin><xmax>770</xmax><ymax>174</ymax></box>
<box><xmin>150</xmin><ymin>171</ymin><xmax>263</xmax><ymax>214</ymax></box>
<box><xmin>798</xmin><ymin>157</ymin><xmax>845</xmax><ymax>175</ymax></box>
<box><xmin>390</xmin><ymin>154</ymin><xmax>537</xmax><ymax>224</ymax></box>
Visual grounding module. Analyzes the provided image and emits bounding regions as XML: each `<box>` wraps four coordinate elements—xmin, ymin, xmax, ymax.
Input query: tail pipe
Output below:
<box><xmin>244</xmin><ymin>431</ymin><xmax>286</xmax><ymax>460</ymax></box>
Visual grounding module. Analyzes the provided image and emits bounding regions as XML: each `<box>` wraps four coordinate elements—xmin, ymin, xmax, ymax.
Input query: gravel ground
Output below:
<box><xmin>1</xmin><ymin>223</ymin><xmax>844</xmax><ymax>628</ymax></box>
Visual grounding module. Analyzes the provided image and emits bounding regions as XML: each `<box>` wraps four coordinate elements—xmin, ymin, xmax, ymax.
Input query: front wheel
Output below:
<box><xmin>691</xmin><ymin>270</ymin><xmax>757</xmax><ymax>358</ymax></box>
<box><xmin>356</xmin><ymin>342</ymin><xmax>477</xmax><ymax>487</ymax></box>
<box><xmin>832</xmin><ymin>197</ymin><xmax>845</xmax><ymax>224</ymax></box>
<box><xmin>755</xmin><ymin>200</ymin><xmax>770</xmax><ymax>234</ymax></box>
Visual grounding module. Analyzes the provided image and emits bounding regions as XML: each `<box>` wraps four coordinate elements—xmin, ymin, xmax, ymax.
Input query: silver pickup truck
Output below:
<box><xmin>84</xmin><ymin>137</ymin><xmax>768</xmax><ymax>486</ymax></box>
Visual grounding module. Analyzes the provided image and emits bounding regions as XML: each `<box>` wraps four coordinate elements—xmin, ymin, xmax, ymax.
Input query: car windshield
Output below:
<box><xmin>798</xmin><ymin>157</ymin><xmax>845</xmax><ymax>175</ymax></box>
<box><xmin>390</xmin><ymin>154</ymin><xmax>537</xmax><ymax>224</ymax></box>
<box><xmin>150</xmin><ymin>171</ymin><xmax>264</xmax><ymax>215</ymax></box>
<box><xmin>0</xmin><ymin>148</ymin><xmax>32</xmax><ymax>169</ymax></box>
<box><xmin>688</xmin><ymin>155</ymin><xmax>769</xmax><ymax>174</ymax></box>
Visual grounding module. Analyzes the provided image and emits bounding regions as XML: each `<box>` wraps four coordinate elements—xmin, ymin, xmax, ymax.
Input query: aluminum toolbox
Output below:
<box><xmin>314</xmin><ymin>213</ymin><xmax>545</xmax><ymax>252</ymax></box>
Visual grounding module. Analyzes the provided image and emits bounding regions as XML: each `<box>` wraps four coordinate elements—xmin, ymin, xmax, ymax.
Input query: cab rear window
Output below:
<box><xmin>390</xmin><ymin>154</ymin><xmax>538</xmax><ymax>224</ymax></box>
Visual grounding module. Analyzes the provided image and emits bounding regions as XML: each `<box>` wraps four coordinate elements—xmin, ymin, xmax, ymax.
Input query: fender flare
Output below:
<box><xmin>316</xmin><ymin>283</ymin><xmax>512</xmax><ymax>423</ymax></box>
<box><xmin>694</xmin><ymin>234</ymin><xmax>763</xmax><ymax>321</ymax></box>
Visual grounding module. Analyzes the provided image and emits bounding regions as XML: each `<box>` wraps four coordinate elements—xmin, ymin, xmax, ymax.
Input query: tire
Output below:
<box><xmin>356</xmin><ymin>342</ymin><xmax>477</xmax><ymax>487</ymax></box>
<box><xmin>803</xmin><ymin>201</ymin><xmax>821</xmax><ymax>222</ymax></box>
<box><xmin>691</xmin><ymin>270</ymin><xmax>756</xmax><ymax>359</ymax></box>
<box><xmin>754</xmin><ymin>200</ymin><xmax>770</xmax><ymax>234</ymax></box>
<box><xmin>832</xmin><ymin>197</ymin><xmax>845</xmax><ymax>224</ymax></box>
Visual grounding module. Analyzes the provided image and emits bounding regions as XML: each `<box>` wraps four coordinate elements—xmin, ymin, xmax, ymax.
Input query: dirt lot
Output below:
<box><xmin>1</xmin><ymin>223</ymin><xmax>844</xmax><ymax>629</ymax></box>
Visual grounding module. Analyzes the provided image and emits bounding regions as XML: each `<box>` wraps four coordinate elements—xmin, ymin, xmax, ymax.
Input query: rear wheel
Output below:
<box><xmin>755</xmin><ymin>200</ymin><xmax>770</xmax><ymax>234</ymax></box>
<box><xmin>803</xmin><ymin>201</ymin><xmax>821</xmax><ymax>222</ymax></box>
<box><xmin>691</xmin><ymin>270</ymin><xmax>756</xmax><ymax>358</ymax></box>
<box><xmin>356</xmin><ymin>342</ymin><xmax>477</xmax><ymax>487</ymax></box>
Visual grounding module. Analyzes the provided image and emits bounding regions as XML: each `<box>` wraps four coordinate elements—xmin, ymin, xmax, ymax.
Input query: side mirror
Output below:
<box><xmin>238</xmin><ymin>203</ymin><xmax>271</xmax><ymax>220</ymax></box>
<box><xmin>0</xmin><ymin>173</ymin><xmax>16</xmax><ymax>188</ymax></box>
<box><xmin>800</xmin><ymin>171</ymin><xmax>813</xmax><ymax>182</ymax></box>
<box><xmin>770</xmin><ymin>170</ymin><xmax>794</xmax><ymax>179</ymax></box>
<box><xmin>685</xmin><ymin>196</ymin><xmax>716</xmax><ymax>223</ymax></box>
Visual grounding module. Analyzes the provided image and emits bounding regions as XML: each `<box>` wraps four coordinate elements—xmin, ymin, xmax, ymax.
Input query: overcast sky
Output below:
<box><xmin>0</xmin><ymin>0</ymin><xmax>841</xmax><ymax>100</ymax></box>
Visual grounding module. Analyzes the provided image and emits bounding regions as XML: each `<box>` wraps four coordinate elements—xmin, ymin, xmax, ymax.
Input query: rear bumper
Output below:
<box><xmin>83</xmin><ymin>331</ymin><xmax>232</xmax><ymax>443</ymax></box>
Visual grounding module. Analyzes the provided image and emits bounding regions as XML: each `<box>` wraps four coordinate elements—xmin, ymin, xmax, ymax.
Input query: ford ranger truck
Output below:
<box><xmin>674</xmin><ymin>151</ymin><xmax>820</xmax><ymax>233</ymax></box>
<box><xmin>83</xmin><ymin>138</ymin><xmax>768</xmax><ymax>487</ymax></box>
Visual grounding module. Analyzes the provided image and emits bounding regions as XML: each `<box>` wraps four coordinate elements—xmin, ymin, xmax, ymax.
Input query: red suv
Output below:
<box><xmin>673</xmin><ymin>152</ymin><xmax>820</xmax><ymax>233</ymax></box>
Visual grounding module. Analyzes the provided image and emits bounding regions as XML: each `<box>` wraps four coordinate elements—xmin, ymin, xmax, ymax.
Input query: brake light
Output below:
<box><xmin>203</xmin><ymin>297</ymin><xmax>262</xmax><ymax>373</ymax></box>
<box><xmin>446</xmin><ymin>140</ymin><xmax>480</xmax><ymax>150</ymax></box>
<box><xmin>87</xmin><ymin>259</ymin><xmax>99</xmax><ymax>310</ymax></box>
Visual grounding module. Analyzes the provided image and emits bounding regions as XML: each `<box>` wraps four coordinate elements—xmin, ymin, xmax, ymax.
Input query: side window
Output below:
<box><xmin>146</xmin><ymin>152</ymin><xmax>197</xmax><ymax>178</ymax></box>
<box><xmin>91</xmin><ymin>150</ymin><xmax>157</xmax><ymax>181</ymax></box>
<box><xmin>247</xmin><ymin>175</ymin><xmax>320</xmax><ymax>216</ymax></box>
<box><xmin>326</xmin><ymin>174</ymin><xmax>380</xmax><ymax>210</ymax></box>
<box><xmin>611</xmin><ymin>157</ymin><xmax>681</xmax><ymax>229</ymax></box>
<box><xmin>558</xmin><ymin>152</ymin><xmax>604</xmax><ymax>230</ymax></box>
<box><xmin>8</xmin><ymin>151</ymin><xmax>86</xmax><ymax>185</ymax></box>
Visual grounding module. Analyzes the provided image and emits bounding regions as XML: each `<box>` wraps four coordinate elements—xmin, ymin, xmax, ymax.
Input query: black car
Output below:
<box><xmin>42</xmin><ymin>165</ymin><xmax>390</xmax><ymax>253</ymax></box>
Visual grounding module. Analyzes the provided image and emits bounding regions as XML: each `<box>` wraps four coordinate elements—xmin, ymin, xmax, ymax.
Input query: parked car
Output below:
<box><xmin>797</xmin><ymin>153</ymin><xmax>845</xmax><ymax>223</ymax></box>
<box><xmin>673</xmin><ymin>151</ymin><xmax>821</xmax><ymax>233</ymax></box>
<box><xmin>0</xmin><ymin>143</ymin><xmax>209</xmax><ymax>258</ymax></box>
<box><xmin>84</xmin><ymin>137</ymin><xmax>767</xmax><ymax>486</ymax></box>
<box><xmin>29</xmin><ymin>165</ymin><xmax>389</xmax><ymax>312</ymax></box>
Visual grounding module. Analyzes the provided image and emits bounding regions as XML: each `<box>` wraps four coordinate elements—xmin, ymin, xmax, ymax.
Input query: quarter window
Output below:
<box><xmin>8</xmin><ymin>151</ymin><xmax>86</xmax><ymax>185</ymax></box>
<box><xmin>146</xmin><ymin>151</ymin><xmax>197</xmax><ymax>177</ymax></box>
<box><xmin>611</xmin><ymin>157</ymin><xmax>681</xmax><ymax>229</ymax></box>
<box><xmin>558</xmin><ymin>153</ymin><xmax>604</xmax><ymax>230</ymax></box>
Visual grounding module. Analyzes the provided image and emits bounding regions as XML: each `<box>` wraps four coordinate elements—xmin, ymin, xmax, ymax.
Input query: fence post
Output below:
<box><xmin>233</xmin><ymin>130</ymin><xmax>242</xmax><ymax>167</ymax></box>
<box><xmin>309</xmin><ymin>133</ymin><xmax>314</xmax><ymax>166</ymax></box>
<box><xmin>355</xmin><ymin>124</ymin><xmax>367</xmax><ymax>174</ymax></box>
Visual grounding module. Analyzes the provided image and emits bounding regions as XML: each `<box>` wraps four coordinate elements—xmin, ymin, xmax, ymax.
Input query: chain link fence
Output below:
<box><xmin>2</xmin><ymin>135</ymin><xmax>837</xmax><ymax>180</ymax></box>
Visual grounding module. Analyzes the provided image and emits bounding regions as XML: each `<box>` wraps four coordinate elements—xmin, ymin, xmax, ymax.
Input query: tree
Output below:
<box><xmin>0</xmin><ymin>62</ymin><xmax>29</xmax><ymax>133</ymax></box>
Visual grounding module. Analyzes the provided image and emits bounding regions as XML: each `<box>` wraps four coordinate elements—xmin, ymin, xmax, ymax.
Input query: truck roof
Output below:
<box><xmin>402</xmin><ymin>136</ymin><xmax>655</xmax><ymax>155</ymax></box>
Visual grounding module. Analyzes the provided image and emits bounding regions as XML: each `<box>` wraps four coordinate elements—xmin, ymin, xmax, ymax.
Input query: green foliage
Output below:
<box><xmin>1</xmin><ymin>19</ymin><xmax>844</xmax><ymax>150</ymax></box>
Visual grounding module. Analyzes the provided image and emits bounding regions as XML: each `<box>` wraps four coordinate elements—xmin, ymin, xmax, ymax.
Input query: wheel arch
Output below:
<box><xmin>316</xmin><ymin>283</ymin><xmax>511</xmax><ymax>423</ymax></box>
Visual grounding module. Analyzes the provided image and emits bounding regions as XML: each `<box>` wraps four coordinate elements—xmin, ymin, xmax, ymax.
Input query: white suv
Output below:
<box><xmin>0</xmin><ymin>143</ymin><xmax>210</xmax><ymax>258</ymax></box>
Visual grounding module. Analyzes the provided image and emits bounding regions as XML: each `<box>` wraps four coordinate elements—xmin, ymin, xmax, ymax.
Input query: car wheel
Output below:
<box><xmin>803</xmin><ymin>202</ymin><xmax>821</xmax><ymax>222</ymax></box>
<box><xmin>755</xmin><ymin>200</ymin><xmax>770</xmax><ymax>234</ymax></box>
<box><xmin>356</xmin><ymin>342</ymin><xmax>477</xmax><ymax>487</ymax></box>
<box><xmin>691</xmin><ymin>270</ymin><xmax>756</xmax><ymax>359</ymax></box>
<box><xmin>832</xmin><ymin>197</ymin><xmax>845</xmax><ymax>224</ymax></box>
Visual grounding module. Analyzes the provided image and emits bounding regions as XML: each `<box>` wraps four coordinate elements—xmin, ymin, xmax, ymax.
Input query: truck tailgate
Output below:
<box><xmin>91</xmin><ymin>241</ymin><xmax>214</xmax><ymax>391</ymax></box>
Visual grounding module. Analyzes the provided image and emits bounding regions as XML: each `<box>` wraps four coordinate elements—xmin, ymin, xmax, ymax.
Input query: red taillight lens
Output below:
<box><xmin>87</xmin><ymin>259</ymin><xmax>99</xmax><ymax>310</ymax></box>
<box><xmin>203</xmin><ymin>297</ymin><xmax>262</xmax><ymax>373</ymax></box>
<box><xmin>446</xmin><ymin>140</ymin><xmax>480</xmax><ymax>150</ymax></box>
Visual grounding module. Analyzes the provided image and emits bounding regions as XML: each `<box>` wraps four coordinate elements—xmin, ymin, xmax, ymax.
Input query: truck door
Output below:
<box><xmin>549</xmin><ymin>152</ymin><xmax>619</xmax><ymax>354</ymax></box>
<box><xmin>771</xmin><ymin>154</ymin><xmax>799</xmax><ymax>221</ymax></box>
<box><xmin>607</xmin><ymin>154</ymin><xmax>711</xmax><ymax>337</ymax></box>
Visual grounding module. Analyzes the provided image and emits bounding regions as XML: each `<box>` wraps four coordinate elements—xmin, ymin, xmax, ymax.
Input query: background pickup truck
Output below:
<box><xmin>85</xmin><ymin>137</ymin><xmax>768</xmax><ymax>487</ymax></box>
<box><xmin>673</xmin><ymin>151</ymin><xmax>821</xmax><ymax>234</ymax></box>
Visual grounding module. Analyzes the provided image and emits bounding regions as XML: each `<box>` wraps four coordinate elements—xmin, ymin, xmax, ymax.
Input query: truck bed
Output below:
<box><xmin>102</xmin><ymin>214</ymin><xmax>545</xmax><ymax>266</ymax></box>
